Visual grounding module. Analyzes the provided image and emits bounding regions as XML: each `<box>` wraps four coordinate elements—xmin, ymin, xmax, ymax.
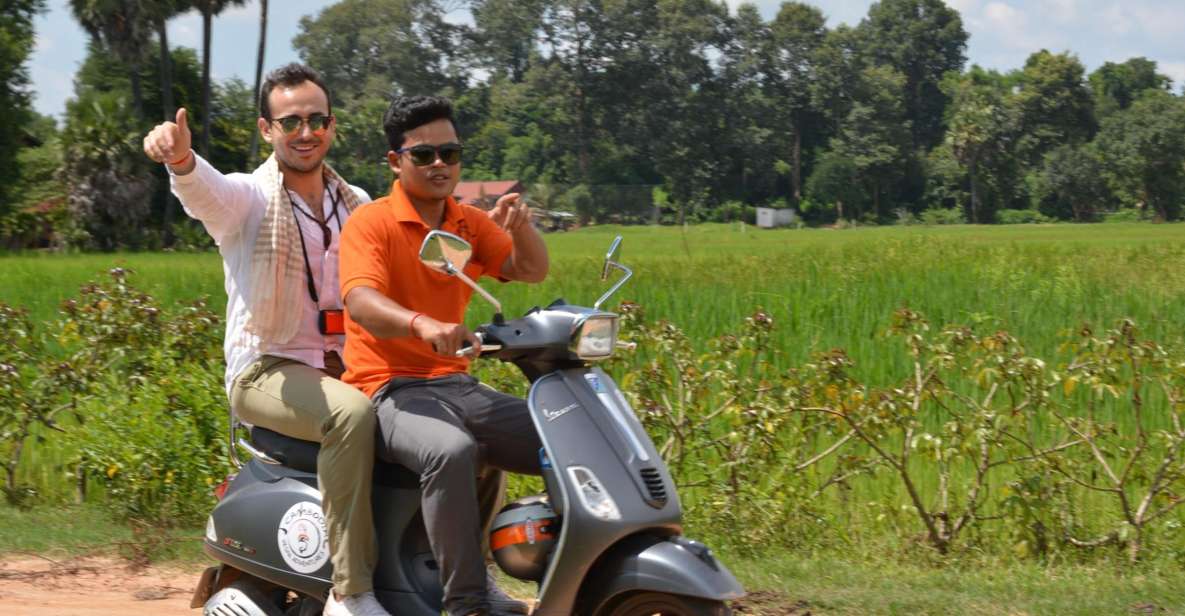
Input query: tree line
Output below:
<box><xmin>3</xmin><ymin>0</ymin><xmax>1185</xmax><ymax>250</ymax></box>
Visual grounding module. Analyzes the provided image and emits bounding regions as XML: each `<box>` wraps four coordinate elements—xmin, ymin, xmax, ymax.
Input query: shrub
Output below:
<box><xmin>0</xmin><ymin>269</ymin><xmax>230</xmax><ymax>523</ymax></box>
<box><xmin>997</xmin><ymin>209</ymin><xmax>1055</xmax><ymax>224</ymax></box>
<box><xmin>72</xmin><ymin>360</ymin><xmax>228</xmax><ymax>525</ymax></box>
<box><xmin>921</xmin><ymin>208</ymin><xmax>966</xmax><ymax>225</ymax></box>
<box><xmin>1102</xmin><ymin>208</ymin><xmax>1148</xmax><ymax>223</ymax></box>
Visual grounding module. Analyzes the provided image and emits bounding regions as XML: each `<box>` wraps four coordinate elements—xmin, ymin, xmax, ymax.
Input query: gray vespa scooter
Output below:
<box><xmin>192</xmin><ymin>232</ymin><xmax>743</xmax><ymax>616</ymax></box>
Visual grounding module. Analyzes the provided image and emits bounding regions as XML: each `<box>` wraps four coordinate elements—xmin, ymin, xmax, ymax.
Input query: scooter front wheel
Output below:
<box><xmin>597</xmin><ymin>591</ymin><xmax>732</xmax><ymax>616</ymax></box>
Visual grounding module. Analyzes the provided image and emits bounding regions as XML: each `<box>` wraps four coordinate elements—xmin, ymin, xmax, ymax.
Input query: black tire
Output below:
<box><xmin>598</xmin><ymin>591</ymin><xmax>732</xmax><ymax>616</ymax></box>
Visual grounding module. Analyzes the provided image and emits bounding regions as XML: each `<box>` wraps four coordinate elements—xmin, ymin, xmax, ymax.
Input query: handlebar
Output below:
<box><xmin>455</xmin><ymin>332</ymin><xmax>504</xmax><ymax>357</ymax></box>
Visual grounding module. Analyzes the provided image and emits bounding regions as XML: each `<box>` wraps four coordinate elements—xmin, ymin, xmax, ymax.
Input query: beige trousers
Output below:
<box><xmin>230</xmin><ymin>354</ymin><xmax>378</xmax><ymax>595</ymax></box>
<box><xmin>229</xmin><ymin>355</ymin><xmax>506</xmax><ymax>597</ymax></box>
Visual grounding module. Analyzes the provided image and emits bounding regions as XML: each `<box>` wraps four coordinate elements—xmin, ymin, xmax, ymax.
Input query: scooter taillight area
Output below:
<box><xmin>213</xmin><ymin>474</ymin><xmax>235</xmax><ymax>501</ymax></box>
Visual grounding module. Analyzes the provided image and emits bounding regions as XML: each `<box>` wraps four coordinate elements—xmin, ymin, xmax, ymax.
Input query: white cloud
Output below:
<box><xmin>1040</xmin><ymin>0</ymin><xmax>1077</xmax><ymax>22</ymax></box>
<box><xmin>1101</xmin><ymin>3</ymin><xmax>1134</xmax><ymax>35</ymax></box>
<box><xmin>1128</xmin><ymin>3</ymin><xmax>1185</xmax><ymax>42</ymax></box>
<box><xmin>945</xmin><ymin>0</ymin><xmax>979</xmax><ymax>14</ymax></box>
<box><xmin>983</xmin><ymin>1</ymin><xmax>1022</xmax><ymax>24</ymax></box>
<box><xmin>222</xmin><ymin>2</ymin><xmax>258</xmax><ymax>21</ymax></box>
<box><xmin>1161</xmin><ymin>61</ymin><xmax>1185</xmax><ymax>90</ymax></box>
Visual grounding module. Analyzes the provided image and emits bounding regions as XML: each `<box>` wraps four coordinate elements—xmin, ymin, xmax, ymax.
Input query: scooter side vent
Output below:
<box><xmin>639</xmin><ymin>467</ymin><xmax>668</xmax><ymax>507</ymax></box>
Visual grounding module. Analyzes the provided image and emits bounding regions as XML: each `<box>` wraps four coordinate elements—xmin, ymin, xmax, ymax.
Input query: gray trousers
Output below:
<box><xmin>373</xmin><ymin>373</ymin><xmax>543</xmax><ymax>616</ymax></box>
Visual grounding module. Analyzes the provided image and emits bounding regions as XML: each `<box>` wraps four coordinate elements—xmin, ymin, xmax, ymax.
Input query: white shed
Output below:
<box><xmin>756</xmin><ymin>207</ymin><xmax>796</xmax><ymax>228</ymax></box>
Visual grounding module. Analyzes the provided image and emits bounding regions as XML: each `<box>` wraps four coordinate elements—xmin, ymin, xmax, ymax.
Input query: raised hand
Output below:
<box><xmin>143</xmin><ymin>108</ymin><xmax>194</xmax><ymax>172</ymax></box>
<box><xmin>489</xmin><ymin>193</ymin><xmax>532</xmax><ymax>233</ymax></box>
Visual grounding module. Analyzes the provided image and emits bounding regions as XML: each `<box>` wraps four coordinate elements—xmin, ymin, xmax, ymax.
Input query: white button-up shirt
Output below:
<box><xmin>170</xmin><ymin>154</ymin><xmax>370</xmax><ymax>393</ymax></box>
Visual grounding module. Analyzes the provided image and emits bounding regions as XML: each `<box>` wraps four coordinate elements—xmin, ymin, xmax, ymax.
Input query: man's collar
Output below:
<box><xmin>388</xmin><ymin>180</ymin><xmax>463</xmax><ymax>230</ymax></box>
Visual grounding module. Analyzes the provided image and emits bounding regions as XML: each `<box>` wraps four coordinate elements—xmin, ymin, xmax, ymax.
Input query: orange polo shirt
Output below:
<box><xmin>339</xmin><ymin>180</ymin><xmax>513</xmax><ymax>397</ymax></box>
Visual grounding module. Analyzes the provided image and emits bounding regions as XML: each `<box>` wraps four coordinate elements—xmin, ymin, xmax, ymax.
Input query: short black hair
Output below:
<box><xmin>382</xmin><ymin>95</ymin><xmax>457</xmax><ymax>150</ymax></box>
<box><xmin>258</xmin><ymin>63</ymin><xmax>332</xmax><ymax>120</ymax></box>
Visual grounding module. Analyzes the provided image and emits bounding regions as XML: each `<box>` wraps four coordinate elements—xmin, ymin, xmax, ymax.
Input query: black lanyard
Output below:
<box><xmin>286</xmin><ymin>186</ymin><xmax>343</xmax><ymax>305</ymax></box>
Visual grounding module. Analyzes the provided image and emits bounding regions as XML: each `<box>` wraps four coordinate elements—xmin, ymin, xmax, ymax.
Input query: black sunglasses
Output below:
<box><xmin>271</xmin><ymin>113</ymin><xmax>334</xmax><ymax>135</ymax></box>
<box><xmin>395</xmin><ymin>142</ymin><xmax>464</xmax><ymax>166</ymax></box>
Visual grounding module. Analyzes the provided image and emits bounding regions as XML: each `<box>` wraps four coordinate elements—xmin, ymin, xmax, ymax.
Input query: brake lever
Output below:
<box><xmin>455</xmin><ymin>332</ymin><xmax>504</xmax><ymax>357</ymax></box>
<box><xmin>455</xmin><ymin>343</ymin><xmax>504</xmax><ymax>357</ymax></box>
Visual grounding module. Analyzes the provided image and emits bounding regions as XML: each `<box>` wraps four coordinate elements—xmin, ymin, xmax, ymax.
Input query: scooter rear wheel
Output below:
<box><xmin>598</xmin><ymin>591</ymin><xmax>732</xmax><ymax>616</ymax></box>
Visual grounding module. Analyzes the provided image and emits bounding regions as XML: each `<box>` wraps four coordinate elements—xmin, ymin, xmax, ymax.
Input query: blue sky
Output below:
<box><xmin>28</xmin><ymin>0</ymin><xmax>1185</xmax><ymax>119</ymax></box>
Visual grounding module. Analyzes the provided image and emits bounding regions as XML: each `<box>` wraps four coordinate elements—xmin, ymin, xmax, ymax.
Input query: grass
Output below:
<box><xmin>0</xmin><ymin>503</ymin><xmax>206</xmax><ymax>564</ymax></box>
<box><xmin>726</xmin><ymin>550</ymin><xmax>1185</xmax><ymax>615</ymax></box>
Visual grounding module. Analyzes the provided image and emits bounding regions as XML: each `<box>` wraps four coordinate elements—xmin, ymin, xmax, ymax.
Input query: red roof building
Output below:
<box><xmin>453</xmin><ymin>180</ymin><xmax>524</xmax><ymax>210</ymax></box>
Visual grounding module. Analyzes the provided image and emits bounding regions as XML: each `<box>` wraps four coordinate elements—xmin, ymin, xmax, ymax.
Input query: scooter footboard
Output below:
<box><xmin>577</xmin><ymin>535</ymin><xmax>744</xmax><ymax>614</ymax></box>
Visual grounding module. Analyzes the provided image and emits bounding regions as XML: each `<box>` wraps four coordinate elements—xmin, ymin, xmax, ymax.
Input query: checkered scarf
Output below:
<box><xmin>245</xmin><ymin>154</ymin><xmax>363</xmax><ymax>342</ymax></box>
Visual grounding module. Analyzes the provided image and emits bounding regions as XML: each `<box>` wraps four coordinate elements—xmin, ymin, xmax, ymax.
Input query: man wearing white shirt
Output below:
<box><xmin>142</xmin><ymin>63</ymin><xmax>388</xmax><ymax>616</ymax></box>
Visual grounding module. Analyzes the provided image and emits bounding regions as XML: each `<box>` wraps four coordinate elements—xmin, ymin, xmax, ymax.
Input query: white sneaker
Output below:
<box><xmin>486</xmin><ymin>569</ymin><xmax>530</xmax><ymax>614</ymax></box>
<box><xmin>323</xmin><ymin>590</ymin><xmax>392</xmax><ymax>616</ymax></box>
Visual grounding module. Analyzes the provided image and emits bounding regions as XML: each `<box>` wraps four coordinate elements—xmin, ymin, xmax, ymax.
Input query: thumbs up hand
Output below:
<box><xmin>143</xmin><ymin>108</ymin><xmax>194</xmax><ymax>172</ymax></box>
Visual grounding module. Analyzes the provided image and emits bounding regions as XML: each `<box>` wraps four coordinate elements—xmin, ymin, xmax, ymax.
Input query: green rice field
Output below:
<box><xmin>4</xmin><ymin>222</ymin><xmax>1185</xmax><ymax>384</ymax></box>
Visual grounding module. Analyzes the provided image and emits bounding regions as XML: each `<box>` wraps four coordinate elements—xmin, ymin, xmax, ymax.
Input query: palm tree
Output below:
<box><xmin>148</xmin><ymin>0</ymin><xmax>191</xmax><ymax>121</ymax></box>
<box><xmin>248</xmin><ymin>0</ymin><xmax>268</xmax><ymax>163</ymax></box>
<box><xmin>192</xmin><ymin>0</ymin><xmax>246</xmax><ymax>156</ymax></box>
<box><xmin>69</xmin><ymin>0</ymin><xmax>153</xmax><ymax>120</ymax></box>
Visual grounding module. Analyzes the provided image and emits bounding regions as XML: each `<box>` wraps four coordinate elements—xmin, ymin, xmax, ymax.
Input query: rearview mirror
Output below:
<box><xmin>601</xmin><ymin>235</ymin><xmax>623</xmax><ymax>281</ymax></box>
<box><xmin>419</xmin><ymin>230</ymin><xmax>473</xmax><ymax>275</ymax></box>
<box><xmin>418</xmin><ymin>230</ymin><xmax>504</xmax><ymax>317</ymax></box>
<box><xmin>594</xmin><ymin>236</ymin><xmax>632</xmax><ymax>310</ymax></box>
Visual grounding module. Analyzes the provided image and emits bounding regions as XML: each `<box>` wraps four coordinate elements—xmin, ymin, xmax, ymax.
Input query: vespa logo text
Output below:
<box><xmin>543</xmin><ymin>403</ymin><xmax>579</xmax><ymax>422</ymax></box>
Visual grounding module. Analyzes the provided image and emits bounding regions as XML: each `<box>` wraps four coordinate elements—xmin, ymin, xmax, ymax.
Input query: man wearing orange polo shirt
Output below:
<box><xmin>338</xmin><ymin>95</ymin><xmax>548</xmax><ymax>616</ymax></box>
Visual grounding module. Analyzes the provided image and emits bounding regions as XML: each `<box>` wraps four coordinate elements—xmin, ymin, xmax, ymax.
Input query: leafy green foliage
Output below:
<box><xmin>996</xmin><ymin>209</ymin><xmax>1054</xmax><ymax>225</ymax></box>
<box><xmin>1093</xmin><ymin>91</ymin><xmax>1185</xmax><ymax>221</ymax></box>
<box><xmin>1090</xmin><ymin>57</ymin><xmax>1172</xmax><ymax>118</ymax></box>
<box><xmin>0</xmin><ymin>268</ymin><xmax>225</xmax><ymax>523</ymax></box>
<box><xmin>859</xmin><ymin>0</ymin><xmax>968</xmax><ymax>150</ymax></box>
<box><xmin>0</xmin><ymin>0</ymin><xmax>45</xmax><ymax>213</ymax></box>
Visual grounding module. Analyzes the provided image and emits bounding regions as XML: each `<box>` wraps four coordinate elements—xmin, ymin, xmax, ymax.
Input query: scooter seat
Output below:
<box><xmin>250</xmin><ymin>426</ymin><xmax>322</xmax><ymax>473</ymax></box>
<box><xmin>249</xmin><ymin>426</ymin><xmax>421</xmax><ymax>489</ymax></box>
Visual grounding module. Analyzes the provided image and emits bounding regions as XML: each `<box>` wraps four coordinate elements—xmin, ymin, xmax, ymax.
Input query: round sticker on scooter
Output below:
<box><xmin>277</xmin><ymin>501</ymin><xmax>329</xmax><ymax>573</ymax></box>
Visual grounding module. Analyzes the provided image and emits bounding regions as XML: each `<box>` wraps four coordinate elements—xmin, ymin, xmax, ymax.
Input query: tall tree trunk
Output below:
<box><xmin>158</xmin><ymin>16</ymin><xmax>177</xmax><ymax>242</ymax></box>
<box><xmin>791</xmin><ymin>117</ymin><xmax>802</xmax><ymax>204</ymax></box>
<box><xmin>129</xmin><ymin>60</ymin><xmax>144</xmax><ymax>120</ymax></box>
<box><xmin>969</xmin><ymin>156</ymin><xmax>980</xmax><ymax>224</ymax></box>
<box><xmin>872</xmin><ymin>181</ymin><xmax>881</xmax><ymax>220</ymax></box>
<box><xmin>157</xmin><ymin>17</ymin><xmax>174</xmax><ymax>121</ymax></box>
<box><xmin>248</xmin><ymin>0</ymin><xmax>268</xmax><ymax>164</ymax></box>
<box><xmin>574</xmin><ymin>27</ymin><xmax>589</xmax><ymax>183</ymax></box>
<box><xmin>200</xmin><ymin>8</ymin><xmax>212</xmax><ymax>157</ymax></box>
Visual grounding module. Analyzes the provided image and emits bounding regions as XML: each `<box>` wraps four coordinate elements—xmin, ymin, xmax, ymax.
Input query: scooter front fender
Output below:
<box><xmin>579</xmin><ymin>535</ymin><xmax>744</xmax><ymax>614</ymax></box>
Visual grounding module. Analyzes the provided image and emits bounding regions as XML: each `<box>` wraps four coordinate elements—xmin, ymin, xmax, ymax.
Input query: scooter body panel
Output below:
<box><xmin>205</xmin><ymin>459</ymin><xmax>443</xmax><ymax>616</ymax></box>
<box><xmin>579</xmin><ymin>535</ymin><xmax>745</xmax><ymax>612</ymax></box>
<box><xmin>528</xmin><ymin>366</ymin><xmax>685</xmax><ymax>615</ymax></box>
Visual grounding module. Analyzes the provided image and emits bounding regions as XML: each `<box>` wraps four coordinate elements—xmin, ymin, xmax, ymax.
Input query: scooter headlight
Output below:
<box><xmin>572</xmin><ymin>315</ymin><xmax>618</xmax><ymax>360</ymax></box>
<box><xmin>566</xmin><ymin>465</ymin><xmax>621</xmax><ymax>521</ymax></box>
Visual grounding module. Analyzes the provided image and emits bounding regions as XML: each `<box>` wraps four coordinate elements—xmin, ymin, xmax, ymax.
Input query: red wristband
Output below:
<box><xmin>168</xmin><ymin>149</ymin><xmax>193</xmax><ymax>167</ymax></box>
<box><xmin>409</xmin><ymin>312</ymin><xmax>424</xmax><ymax>337</ymax></box>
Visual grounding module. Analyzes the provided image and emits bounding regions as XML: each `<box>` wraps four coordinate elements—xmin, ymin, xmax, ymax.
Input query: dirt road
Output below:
<box><xmin>0</xmin><ymin>555</ymin><xmax>797</xmax><ymax>615</ymax></box>
<box><xmin>0</xmin><ymin>556</ymin><xmax>198</xmax><ymax>615</ymax></box>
